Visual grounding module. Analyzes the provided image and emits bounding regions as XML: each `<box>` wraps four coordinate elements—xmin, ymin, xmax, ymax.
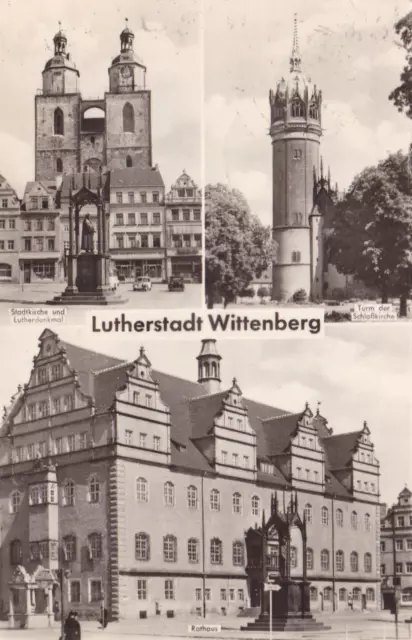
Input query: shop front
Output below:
<box><xmin>114</xmin><ymin>258</ymin><xmax>165</xmax><ymax>282</ymax></box>
<box><xmin>19</xmin><ymin>255</ymin><xmax>63</xmax><ymax>283</ymax></box>
<box><xmin>170</xmin><ymin>252</ymin><xmax>201</xmax><ymax>282</ymax></box>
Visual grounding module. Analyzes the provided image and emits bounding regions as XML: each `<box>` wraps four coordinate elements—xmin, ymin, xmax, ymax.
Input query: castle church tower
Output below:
<box><xmin>269</xmin><ymin>16</ymin><xmax>322</xmax><ymax>301</ymax></box>
<box><xmin>105</xmin><ymin>21</ymin><xmax>152</xmax><ymax>170</ymax></box>
<box><xmin>35</xmin><ymin>26</ymin><xmax>81</xmax><ymax>180</ymax></box>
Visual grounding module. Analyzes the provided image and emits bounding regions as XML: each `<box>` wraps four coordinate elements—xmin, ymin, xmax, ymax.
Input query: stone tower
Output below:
<box><xmin>35</xmin><ymin>26</ymin><xmax>81</xmax><ymax>180</ymax></box>
<box><xmin>269</xmin><ymin>16</ymin><xmax>322</xmax><ymax>302</ymax></box>
<box><xmin>197</xmin><ymin>339</ymin><xmax>222</xmax><ymax>395</ymax></box>
<box><xmin>106</xmin><ymin>20</ymin><xmax>152</xmax><ymax>170</ymax></box>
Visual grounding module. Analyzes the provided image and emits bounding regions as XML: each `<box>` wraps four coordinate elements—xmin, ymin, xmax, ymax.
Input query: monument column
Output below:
<box><xmin>65</xmin><ymin>193</ymin><xmax>78</xmax><ymax>294</ymax></box>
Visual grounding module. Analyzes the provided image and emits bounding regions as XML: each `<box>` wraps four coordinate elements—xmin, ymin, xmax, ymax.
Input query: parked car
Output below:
<box><xmin>168</xmin><ymin>276</ymin><xmax>185</xmax><ymax>292</ymax></box>
<box><xmin>133</xmin><ymin>276</ymin><xmax>152</xmax><ymax>291</ymax></box>
<box><xmin>109</xmin><ymin>274</ymin><xmax>119</xmax><ymax>291</ymax></box>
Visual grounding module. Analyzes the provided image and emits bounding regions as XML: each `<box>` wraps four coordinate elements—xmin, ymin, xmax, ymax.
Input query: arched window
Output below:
<box><xmin>366</xmin><ymin>588</ymin><xmax>375</xmax><ymax>602</ymax></box>
<box><xmin>9</xmin><ymin>491</ymin><xmax>21</xmax><ymax>514</ymax></box>
<box><xmin>135</xmin><ymin>533</ymin><xmax>150</xmax><ymax>560</ymax></box>
<box><xmin>336</xmin><ymin>550</ymin><xmax>344</xmax><ymax>572</ymax></box>
<box><xmin>351</xmin><ymin>511</ymin><xmax>358</xmax><ymax>530</ymax></box>
<box><xmin>274</xmin><ymin>105</ymin><xmax>284</xmax><ymax>120</ymax></box>
<box><xmin>353</xmin><ymin>587</ymin><xmax>361</xmax><ymax>601</ymax></box>
<box><xmin>306</xmin><ymin>548</ymin><xmax>314</xmax><ymax>570</ymax></box>
<box><xmin>309</xmin><ymin>102</ymin><xmax>318</xmax><ymax>119</ymax></box>
<box><xmin>336</xmin><ymin>508</ymin><xmax>343</xmax><ymax>527</ymax></box>
<box><xmin>291</xmin><ymin>98</ymin><xmax>305</xmax><ymax>118</ymax></box>
<box><xmin>339</xmin><ymin>588</ymin><xmax>347</xmax><ymax>602</ymax></box>
<box><xmin>136</xmin><ymin>477</ymin><xmax>148</xmax><ymax>503</ymax></box>
<box><xmin>187</xmin><ymin>485</ymin><xmax>198</xmax><ymax>509</ymax></box>
<box><xmin>88</xmin><ymin>532</ymin><xmax>102</xmax><ymax>559</ymax></box>
<box><xmin>232</xmin><ymin>541</ymin><xmax>244</xmax><ymax>566</ymax></box>
<box><xmin>163</xmin><ymin>535</ymin><xmax>177</xmax><ymax>562</ymax></box>
<box><xmin>164</xmin><ymin>481</ymin><xmax>175</xmax><ymax>506</ymax></box>
<box><xmin>321</xmin><ymin>506</ymin><xmax>329</xmax><ymax>526</ymax></box>
<box><xmin>56</xmin><ymin>157</ymin><xmax>63</xmax><ymax>173</ymax></box>
<box><xmin>290</xmin><ymin>546</ymin><xmax>298</xmax><ymax>568</ymax></box>
<box><xmin>251</xmin><ymin>495</ymin><xmax>260</xmax><ymax>516</ymax></box>
<box><xmin>364</xmin><ymin>513</ymin><xmax>371</xmax><ymax>531</ymax></box>
<box><xmin>123</xmin><ymin>102</ymin><xmax>135</xmax><ymax>133</ymax></box>
<box><xmin>126</xmin><ymin>155</ymin><xmax>133</xmax><ymax>168</ymax></box>
<box><xmin>54</xmin><ymin>108</ymin><xmax>64</xmax><ymax>135</ymax></box>
<box><xmin>304</xmin><ymin>503</ymin><xmax>312</xmax><ymax>524</ymax></box>
<box><xmin>204</xmin><ymin>362</ymin><xmax>210</xmax><ymax>377</ymax></box>
<box><xmin>211</xmin><ymin>362</ymin><xmax>217</xmax><ymax>378</ymax></box>
<box><xmin>320</xmin><ymin>549</ymin><xmax>330</xmax><ymax>571</ymax></box>
<box><xmin>210</xmin><ymin>488</ymin><xmax>220</xmax><ymax>511</ymax></box>
<box><xmin>364</xmin><ymin>552</ymin><xmax>372</xmax><ymax>573</ymax></box>
<box><xmin>63</xmin><ymin>535</ymin><xmax>76</xmax><ymax>562</ymax></box>
<box><xmin>324</xmin><ymin>586</ymin><xmax>333</xmax><ymax>601</ymax></box>
<box><xmin>88</xmin><ymin>476</ymin><xmax>100</xmax><ymax>503</ymax></box>
<box><xmin>310</xmin><ymin>586</ymin><xmax>318</xmax><ymax>601</ymax></box>
<box><xmin>62</xmin><ymin>479</ymin><xmax>75</xmax><ymax>507</ymax></box>
<box><xmin>210</xmin><ymin>538</ymin><xmax>222</xmax><ymax>564</ymax></box>
<box><xmin>232</xmin><ymin>492</ymin><xmax>242</xmax><ymax>514</ymax></box>
<box><xmin>188</xmin><ymin>538</ymin><xmax>199</xmax><ymax>563</ymax></box>
<box><xmin>10</xmin><ymin>539</ymin><xmax>22</xmax><ymax>565</ymax></box>
<box><xmin>350</xmin><ymin>551</ymin><xmax>359</xmax><ymax>572</ymax></box>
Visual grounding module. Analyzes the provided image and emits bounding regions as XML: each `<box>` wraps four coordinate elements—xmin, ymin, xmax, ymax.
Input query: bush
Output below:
<box><xmin>292</xmin><ymin>288</ymin><xmax>308</xmax><ymax>304</ymax></box>
<box><xmin>257</xmin><ymin>286</ymin><xmax>270</xmax><ymax>299</ymax></box>
<box><xmin>325</xmin><ymin>311</ymin><xmax>352</xmax><ymax>323</ymax></box>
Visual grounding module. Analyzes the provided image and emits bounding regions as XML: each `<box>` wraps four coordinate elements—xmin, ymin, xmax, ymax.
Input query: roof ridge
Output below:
<box><xmin>59</xmin><ymin>340</ymin><xmax>125</xmax><ymax>370</ymax></box>
<box><xmin>261</xmin><ymin>411</ymin><xmax>300</xmax><ymax>423</ymax></box>
<box><xmin>323</xmin><ymin>429</ymin><xmax>362</xmax><ymax>441</ymax></box>
<box><xmin>188</xmin><ymin>389</ymin><xmax>228</xmax><ymax>403</ymax></box>
<box><xmin>93</xmin><ymin>360</ymin><xmax>130</xmax><ymax>376</ymax></box>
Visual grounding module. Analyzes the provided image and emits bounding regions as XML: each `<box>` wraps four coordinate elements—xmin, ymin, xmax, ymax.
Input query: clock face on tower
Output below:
<box><xmin>121</xmin><ymin>65</ymin><xmax>132</xmax><ymax>79</ymax></box>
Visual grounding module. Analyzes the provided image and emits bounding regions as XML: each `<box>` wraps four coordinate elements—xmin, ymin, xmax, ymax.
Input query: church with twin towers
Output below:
<box><xmin>269</xmin><ymin>16</ymin><xmax>359</xmax><ymax>302</ymax></box>
<box><xmin>35</xmin><ymin>20</ymin><xmax>152</xmax><ymax>179</ymax></box>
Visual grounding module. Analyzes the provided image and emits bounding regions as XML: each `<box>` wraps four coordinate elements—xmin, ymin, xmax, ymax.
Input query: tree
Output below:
<box><xmin>389</xmin><ymin>10</ymin><xmax>412</xmax><ymax>119</ymax></box>
<box><xmin>327</xmin><ymin>152</ymin><xmax>412</xmax><ymax>316</ymax></box>
<box><xmin>292</xmin><ymin>288</ymin><xmax>308</xmax><ymax>304</ymax></box>
<box><xmin>257</xmin><ymin>285</ymin><xmax>270</xmax><ymax>302</ymax></box>
<box><xmin>205</xmin><ymin>183</ymin><xmax>276</xmax><ymax>308</ymax></box>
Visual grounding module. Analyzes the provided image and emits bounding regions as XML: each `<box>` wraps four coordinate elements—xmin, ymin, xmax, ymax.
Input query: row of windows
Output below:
<box><xmin>114</xmin><ymin>190</ymin><xmax>161</xmax><ymax>205</ymax></box>
<box><xmin>53</xmin><ymin>103</ymin><xmax>136</xmax><ymax>137</ymax></box>
<box><xmin>125</xmin><ymin>432</ymin><xmax>161</xmax><ymax>450</ymax></box>
<box><xmin>9</xmin><ymin>476</ymin><xmax>100</xmax><ymax>513</ymax></box>
<box><xmin>0</xmin><ymin>240</ymin><xmax>15</xmax><ymax>251</ymax></box>
<box><xmin>295</xmin><ymin>467</ymin><xmax>321</xmax><ymax>482</ymax></box>
<box><xmin>27</xmin><ymin>197</ymin><xmax>53</xmax><ymax>211</ymax></box>
<box><xmin>169</xmin><ymin>187</ymin><xmax>198</xmax><ymax>199</ymax></box>
<box><xmin>22</xmin><ymin>238</ymin><xmax>56</xmax><ymax>252</ymax></box>
<box><xmin>10</xmin><ymin>533</ymin><xmax>103</xmax><ymax>565</ymax></box>
<box><xmin>273</xmin><ymin>99</ymin><xmax>319</xmax><ymax>120</ymax></box>
<box><xmin>170</xmin><ymin>208</ymin><xmax>201</xmax><ymax>222</ymax></box>
<box><xmin>381</xmin><ymin>562</ymin><xmax>412</xmax><ymax>574</ymax></box>
<box><xmin>24</xmin><ymin>394</ymin><xmax>75</xmax><ymax>421</ymax></box>
<box><xmin>310</xmin><ymin>505</ymin><xmax>372</xmax><ymax>531</ymax></box>
<box><xmin>355</xmin><ymin>479</ymin><xmax>377</xmax><ymax>494</ymax></box>
<box><xmin>310</xmin><ymin>587</ymin><xmax>375</xmax><ymax>602</ymax></box>
<box><xmin>22</xmin><ymin>217</ymin><xmax>56</xmax><ymax>231</ymax></box>
<box><xmin>381</xmin><ymin>538</ymin><xmax>412</xmax><ymax>552</ymax></box>
<box><xmin>113</xmin><ymin>233</ymin><xmax>164</xmax><ymax>250</ymax></box>
<box><xmin>395</xmin><ymin>515</ymin><xmax>412</xmax><ymax>528</ymax></box>
<box><xmin>135</xmin><ymin>534</ymin><xmax>245</xmax><ymax>565</ymax></box>
<box><xmin>114</xmin><ymin>212</ymin><xmax>162</xmax><ymax>226</ymax></box>
<box><xmin>0</xmin><ymin>218</ymin><xmax>16</xmax><ymax>229</ymax></box>
<box><xmin>303</xmin><ymin>548</ymin><xmax>373</xmax><ymax>573</ymax></box>
<box><xmin>36</xmin><ymin>363</ymin><xmax>64</xmax><ymax>384</ymax></box>
<box><xmin>69</xmin><ymin>579</ymin><xmax>103</xmax><ymax>604</ymax></box>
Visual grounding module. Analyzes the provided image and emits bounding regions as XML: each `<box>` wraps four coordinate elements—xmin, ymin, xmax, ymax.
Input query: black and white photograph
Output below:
<box><xmin>0</xmin><ymin>324</ymin><xmax>410</xmax><ymax>638</ymax></box>
<box><xmin>204</xmin><ymin>0</ymin><xmax>412</xmax><ymax>321</ymax></box>
<box><xmin>0</xmin><ymin>0</ymin><xmax>202</xmax><ymax>320</ymax></box>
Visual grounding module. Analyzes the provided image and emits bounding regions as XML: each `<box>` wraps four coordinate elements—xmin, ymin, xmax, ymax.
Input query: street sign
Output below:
<box><xmin>264</xmin><ymin>583</ymin><xmax>282</xmax><ymax>592</ymax></box>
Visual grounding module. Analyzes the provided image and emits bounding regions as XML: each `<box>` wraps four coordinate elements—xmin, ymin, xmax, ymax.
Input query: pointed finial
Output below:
<box><xmin>320</xmin><ymin>156</ymin><xmax>324</xmax><ymax>179</ymax></box>
<box><xmin>327</xmin><ymin>165</ymin><xmax>331</xmax><ymax>187</ymax></box>
<box><xmin>58</xmin><ymin>21</ymin><xmax>62</xmax><ymax>30</ymax></box>
<box><xmin>316</xmin><ymin>401</ymin><xmax>321</xmax><ymax>416</ymax></box>
<box><xmin>363</xmin><ymin>420</ymin><xmax>367</xmax><ymax>429</ymax></box>
<box><xmin>290</xmin><ymin>14</ymin><xmax>302</xmax><ymax>72</ymax></box>
<box><xmin>232</xmin><ymin>377</ymin><xmax>237</xmax><ymax>386</ymax></box>
<box><xmin>125</xmin><ymin>17</ymin><xmax>128</xmax><ymax>28</ymax></box>
<box><xmin>139</xmin><ymin>346</ymin><xmax>145</xmax><ymax>357</ymax></box>
<box><xmin>305</xmin><ymin>401</ymin><xmax>309</xmax><ymax>410</ymax></box>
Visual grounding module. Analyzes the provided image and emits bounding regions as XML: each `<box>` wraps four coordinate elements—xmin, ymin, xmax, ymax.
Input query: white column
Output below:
<box><xmin>8</xmin><ymin>589</ymin><xmax>14</xmax><ymax>628</ymax></box>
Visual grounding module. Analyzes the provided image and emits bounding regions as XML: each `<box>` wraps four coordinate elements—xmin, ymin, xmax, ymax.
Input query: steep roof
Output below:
<box><xmin>110</xmin><ymin>167</ymin><xmax>164</xmax><ymax>189</ymax></box>
<box><xmin>322</xmin><ymin>431</ymin><xmax>361</xmax><ymax>470</ymax></box>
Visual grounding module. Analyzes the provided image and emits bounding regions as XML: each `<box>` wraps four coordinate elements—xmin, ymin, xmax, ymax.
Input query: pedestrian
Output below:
<box><xmin>73</xmin><ymin>611</ymin><xmax>81</xmax><ymax>640</ymax></box>
<box><xmin>348</xmin><ymin>593</ymin><xmax>353</xmax><ymax>611</ymax></box>
<box><xmin>64</xmin><ymin>611</ymin><xmax>81</xmax><ymax>640</ymax></box>
<box><xmin>99</xmin><ymin>606</ymin><xmax>108</xmax><ymax>629</ymax></box>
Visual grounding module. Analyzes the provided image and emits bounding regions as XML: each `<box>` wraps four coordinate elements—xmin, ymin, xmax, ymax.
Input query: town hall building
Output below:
<box><xmin>0</xmin><ymin>332</ymin><xmax>381</xmax><ymax>623</ymax></box>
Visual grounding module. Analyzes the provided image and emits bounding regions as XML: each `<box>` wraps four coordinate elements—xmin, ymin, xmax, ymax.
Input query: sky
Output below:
<box><xmin>0</xmin><ymin>323</ymin><xmax>410</xmax><ymax>506</ymax></box>
<box><xmin>0</xmin><ymin>0</ymin><xmax>200</xmax><ymax>196</ymax></box>
<box><xmin>204</xmin><ymin>0</ymin><xmax>412</xmax><ymax>224</ymax></box>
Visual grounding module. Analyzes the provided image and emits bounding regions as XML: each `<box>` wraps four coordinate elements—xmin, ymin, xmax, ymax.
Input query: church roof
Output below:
<box><xmin>110</xmin><ymin>167</ymin><xmax>164</xmax><ymax>189</ymax></box>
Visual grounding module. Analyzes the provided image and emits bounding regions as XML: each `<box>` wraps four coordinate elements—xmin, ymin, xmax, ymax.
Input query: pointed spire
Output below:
<box><xmin>290</xmin><ymin>14</ymin><xmax>302</xmax><ymax>73</ymax></box>
<box><xmin>320</xmin><ymin>156</ymin><xmax>324</xmax><ymax>180</ymax></box>
<box><xmin>327</xmin><ymin>166</ymin><xmax>331</xmax><ymax>189</ymax></box>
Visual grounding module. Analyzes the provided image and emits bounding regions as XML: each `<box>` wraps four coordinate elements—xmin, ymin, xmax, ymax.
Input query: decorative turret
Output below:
<box><xmin>108</xmin><ymin>20</ymin><xmax>147</xmax><ymax>93</ymax></box>
<box><xmin>197</xmin><ymin>339</ymin><xmax>222</xmax><ymax>395</ymax></box>
<box><xmin>42</xmin><ymin>23</ymin><xmax>79</xmax><ymax>95</ymax></box>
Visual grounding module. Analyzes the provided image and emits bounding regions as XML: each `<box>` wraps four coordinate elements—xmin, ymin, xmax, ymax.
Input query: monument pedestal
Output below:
<box><xmin>242</xmin><ymin>581</ymin><xmax>331</xmax><ymax>632</ymax></box>
<box><xmin>47</xmin><ymin>253</ymin><xmax>128</xmax><ymax>306</ymax></box>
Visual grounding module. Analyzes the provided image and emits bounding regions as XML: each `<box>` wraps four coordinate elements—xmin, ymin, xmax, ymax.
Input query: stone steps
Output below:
<box><xmin>242</xmin><ymin>614</ymin><xmax>331</xmax><ymax>632</ymax></box>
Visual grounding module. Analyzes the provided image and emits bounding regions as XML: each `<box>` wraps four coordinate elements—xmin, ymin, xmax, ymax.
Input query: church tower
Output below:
<box><xmin>35</xmin><ymin>26</ymin><xmax>81</xmax><ymax>180</ymax></box>
<box><xmin>269</xmin><ymin>16</ymin><xmax>322</xmax><ymax>302</ymax></box>
<box><xmin>105</xmin><ymin>21</ymin><xmax>152</xmax><ymax>170</ymax></box>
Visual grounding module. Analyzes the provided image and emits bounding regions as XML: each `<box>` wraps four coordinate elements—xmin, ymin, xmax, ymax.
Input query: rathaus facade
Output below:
<box><xmin>0</xmin><ymin>332</ymin><xmax>381</xmax><ymax>621</ymax></box>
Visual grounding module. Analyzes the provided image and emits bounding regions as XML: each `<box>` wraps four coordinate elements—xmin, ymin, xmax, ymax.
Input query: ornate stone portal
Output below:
<box><xmin>242</xmin><ymin>491</ymin><xmax>330</xmax><ymax>632</ymax></box>
<box><xmin>47</xmin><ymin>170</ymin><xmax>128</xmax><ymax>305</ymax></box>
<box><xmin>8</xmin><ymin>565</ymin><xmax>57</xmax><ymax>629</ymax></box>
